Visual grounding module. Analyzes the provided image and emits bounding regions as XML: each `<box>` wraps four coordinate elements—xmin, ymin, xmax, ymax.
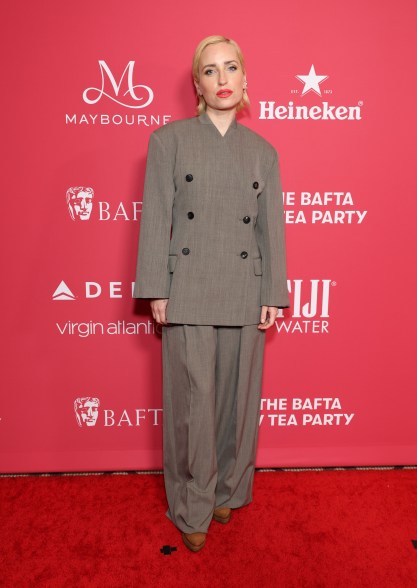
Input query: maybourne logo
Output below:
<box><xmin>66</xmin><ymin>59</ymin><xmax>171</xmax><ymax>126</ymax></box>
<box><xmin>83</xmin><ymin>60</ymin><xmax>153</xmax><ymax>109</ymax></box>
<box><xmin>259</xmin><ymin>64</ymin><xmax>363</xmax><ymax>121</ymax></box>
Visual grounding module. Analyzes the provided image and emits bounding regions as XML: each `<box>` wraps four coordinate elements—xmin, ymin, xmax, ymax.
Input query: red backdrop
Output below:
<box><xmin>2</xmin><ymin>0</ymin><xmax>417</xmax><ymax>472</ymax></box>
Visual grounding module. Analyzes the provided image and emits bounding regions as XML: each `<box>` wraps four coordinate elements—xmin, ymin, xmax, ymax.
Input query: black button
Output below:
<box><xmin>240</xmin><ymin>251</ymin><xmax>248</xmax><ymax>259</ymax></box>
<box><xmin>187</xmin><ymin>211</ymin><xmax>194</xmax><ymax>219</ymax></box>
<box><xmin>253</xmin><ymin>181</ymin><xmax>259</xmax><ymax>189</ymax></box>
<box><xmin>243</xmin><ymin>216</ymin><xmax>251</xmax><ymax>224</ymax></box>
<box><xmin>186</xmin><ymin>174</ymin><xmax>193</xmax><ymax>182</ymax></box>
<box><xmin>182</xmin><ymin>247</ymin><xmax>190</xmax><ymax>255</ymax></box>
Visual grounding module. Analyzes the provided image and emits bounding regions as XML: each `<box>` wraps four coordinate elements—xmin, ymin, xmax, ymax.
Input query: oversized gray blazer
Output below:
<box><xmin>133</xmin><ymin>111</ymin><xmax>290</xmax><ymax>326</ymax></box>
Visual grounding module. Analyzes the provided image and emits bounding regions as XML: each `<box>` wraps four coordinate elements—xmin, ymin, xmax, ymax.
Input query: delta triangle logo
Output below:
<box><xmin>53</xmin><ymin>281</ymin><xmax>76</xmax><ymax>301</ymax></box>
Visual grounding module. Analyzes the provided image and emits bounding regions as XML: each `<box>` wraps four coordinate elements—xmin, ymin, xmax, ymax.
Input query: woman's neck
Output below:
<box><xmin>205</xmin><ymin>108</ymin><xmax>236</xmax><ymax>136</ymax></box>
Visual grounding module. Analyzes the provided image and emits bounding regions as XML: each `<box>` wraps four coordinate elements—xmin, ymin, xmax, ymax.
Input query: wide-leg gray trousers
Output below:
<box><xmin>161</xmin><ymin>324</ymin><xmax>265</xmax><ymax>534</ymax></box>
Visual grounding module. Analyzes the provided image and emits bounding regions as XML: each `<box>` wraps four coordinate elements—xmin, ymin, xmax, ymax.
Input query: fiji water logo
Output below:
<box><xmin>260</xmin><ymin>64</ymin><xmax>363</xmax><ymax>121</ymax></box>
<box><xmin>83</xmin><ymin>60</ymin><xmax>154</xmax><ymax>109</ymax></box>
<box><xmin>276</xmin><ymin>279</ymin><xmax>336</xmax><ymax>334</ymax></box>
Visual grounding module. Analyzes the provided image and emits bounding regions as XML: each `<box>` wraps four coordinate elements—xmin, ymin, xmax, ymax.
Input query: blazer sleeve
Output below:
<box><xmin>255</xmin><ymin>150</ymin><xmax>290</xmax><ymax>308</ymax></box>
<box><xmin>133</xmin><ymin>131</ymin><xmax>175</xmax><ymax>299</ymax></box>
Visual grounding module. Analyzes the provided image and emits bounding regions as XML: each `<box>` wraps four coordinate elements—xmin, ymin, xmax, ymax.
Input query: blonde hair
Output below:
<box><xmin>192</xmin><ymin>35</ymin><xmax>250</xmax><ymax>115</ymax></box>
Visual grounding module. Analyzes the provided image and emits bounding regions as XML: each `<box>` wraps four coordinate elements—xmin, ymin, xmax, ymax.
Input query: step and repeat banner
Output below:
<box><xmin>2</xmin><ymin>0</ymin><xmax>416</xmax><ymax>472</ymax></box>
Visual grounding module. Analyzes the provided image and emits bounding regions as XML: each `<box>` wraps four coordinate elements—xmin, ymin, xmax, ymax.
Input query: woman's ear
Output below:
<box><xmin>194</xmin><ymin>79</ymin><xmax>202</xmax><ymax>96</ymax></box>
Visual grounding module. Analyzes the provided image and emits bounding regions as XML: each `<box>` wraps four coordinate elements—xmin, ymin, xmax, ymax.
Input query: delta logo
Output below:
<box><xmin>259</xmin><ymin>64</ymin><xmax>363</xmax><ymax>121</ymax></box>
<box><xmin>52</xmin><ymin>280</ymin><xmax>133</xmax><ymax>300</ymax></box>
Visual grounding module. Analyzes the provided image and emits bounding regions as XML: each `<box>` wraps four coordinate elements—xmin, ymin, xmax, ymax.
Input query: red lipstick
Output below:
<box><xmin>216</xmin><ymin>89</ymin><xmax>233</xmax><ymax>98</ymax></box>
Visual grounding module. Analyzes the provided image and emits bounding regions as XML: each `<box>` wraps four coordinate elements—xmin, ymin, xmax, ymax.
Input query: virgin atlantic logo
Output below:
<box><xmin>83</xmin><ymin>60</ymin><xmax>154</xmax><ymax>109</ymax></box>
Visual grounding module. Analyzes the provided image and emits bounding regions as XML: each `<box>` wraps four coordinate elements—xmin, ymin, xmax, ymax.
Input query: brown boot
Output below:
<box><xmin>182</xmin><ymin>532</ymin><xmax>207</xmax><ymax>552</ymax></box>
<box><xmin>213</xmin><ymin>507</ymin><xmax>232</xmax><ymax>524</ymax></box>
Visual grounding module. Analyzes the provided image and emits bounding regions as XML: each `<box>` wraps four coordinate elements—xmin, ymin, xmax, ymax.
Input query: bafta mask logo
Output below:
<box><xmin>66</xmin><ymin>187</ymin><xmax>94</xmax><ymax>221</ymax></box>
<box><xmin>74</xmin><ymin>397</ymin><xmax>100</xmax><ymax>427</ymax></box>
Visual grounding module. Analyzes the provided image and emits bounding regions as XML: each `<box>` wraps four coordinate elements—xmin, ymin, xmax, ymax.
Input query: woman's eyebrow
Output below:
<box><xmin>202</xmin><ymin>60</ymin><xmax>238</xmax><ymax>69</ymax></box>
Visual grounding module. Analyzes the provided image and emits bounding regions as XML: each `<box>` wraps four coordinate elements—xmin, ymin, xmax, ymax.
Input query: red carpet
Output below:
<box><xmin>1</xmin><ymin>469</ymin><xmax>417</xmax><ymax>587</ymax></box>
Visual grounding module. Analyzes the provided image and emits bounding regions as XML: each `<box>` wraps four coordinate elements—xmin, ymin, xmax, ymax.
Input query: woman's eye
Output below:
<box><xmin>204</xmin><ymin>69</ymin><xmax>215</xmax><ymax>76</ymax></box>
<box><xmin>228</xmin><ymin>65</ymin><xmax>237</xmax><ymax>72</ymax></box>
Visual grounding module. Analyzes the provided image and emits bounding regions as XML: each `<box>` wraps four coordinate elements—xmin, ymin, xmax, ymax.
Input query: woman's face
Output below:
<box><xmin>195</xmin><ymin>42</ymin><xmax>246</xmax><ymax>114</ymax></box>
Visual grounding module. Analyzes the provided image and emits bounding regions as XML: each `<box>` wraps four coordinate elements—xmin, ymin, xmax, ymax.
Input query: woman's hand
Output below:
<box><xmin>258</xmin><ymin>306</ymin><xmax>278</xmax><ymax>330</ymax></box>
<box><xmin>150</xmin><ymin>299</ymin><xmax>169</xmax><ymax>325</ymax></box>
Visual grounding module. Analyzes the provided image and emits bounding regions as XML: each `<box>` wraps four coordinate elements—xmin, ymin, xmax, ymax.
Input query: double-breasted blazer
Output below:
<box><xmin>133</xmin><ymin>111</ymin><xmax>290</xmax><ymax>326</ymax></box>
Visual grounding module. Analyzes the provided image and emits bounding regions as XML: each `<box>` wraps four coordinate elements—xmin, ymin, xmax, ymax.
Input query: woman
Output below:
<box><xmin>133</xmin><ymin>35</ymin><xmax>290</xmax><ymax>552</ymax></box>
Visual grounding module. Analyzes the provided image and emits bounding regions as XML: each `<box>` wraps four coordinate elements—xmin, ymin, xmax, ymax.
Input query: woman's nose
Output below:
<box><xmin>218</xmin><ymin>69</ymin><xmax>228</xmax><ymax>85</ymax></box>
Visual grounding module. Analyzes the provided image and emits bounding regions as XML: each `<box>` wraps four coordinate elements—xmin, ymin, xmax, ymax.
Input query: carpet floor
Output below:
<box><xmin>1</xmin><ymin>469</ymin><xmax>417</xmax><ymax>587</ymax></box>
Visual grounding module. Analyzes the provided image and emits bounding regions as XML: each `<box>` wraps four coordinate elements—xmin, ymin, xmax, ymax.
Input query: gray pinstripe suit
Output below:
<box><xmin>134</xmin><ymin>112</ymin><xmax>289</xmax><ymax>533</ymax></box>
